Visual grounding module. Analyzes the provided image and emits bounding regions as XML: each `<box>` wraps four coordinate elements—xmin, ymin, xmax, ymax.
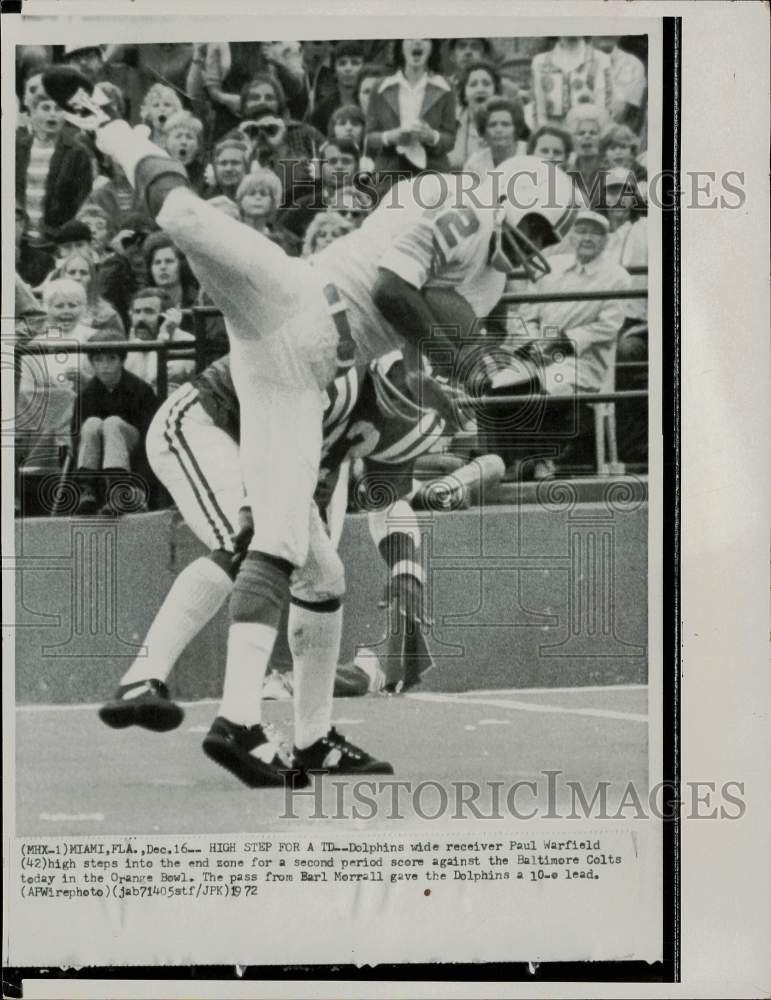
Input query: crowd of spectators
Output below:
<box><xmin>14</xmin><ymin>35</ymin><xmax>649</xmax><ymax>514</ymax></box>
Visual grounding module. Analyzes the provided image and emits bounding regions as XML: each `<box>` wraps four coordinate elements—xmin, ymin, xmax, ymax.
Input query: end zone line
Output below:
<box><xmin>407</xmin><ymin>691</ymin><xmax>648</xmax><ymax>723</ymax></box>
<box><xmin>460</xmin><ymin>683</ymin><xmax>648</xmax><ymax>697</ymax></box>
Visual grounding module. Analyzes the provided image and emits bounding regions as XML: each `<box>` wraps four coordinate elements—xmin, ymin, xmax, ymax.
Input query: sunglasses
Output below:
<box><xmin>242</xmin><ymin>122</ymin><xmax>281</xmax><ymax>139</ymax></box>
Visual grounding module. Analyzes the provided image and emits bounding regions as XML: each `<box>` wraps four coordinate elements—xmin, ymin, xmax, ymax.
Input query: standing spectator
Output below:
<box><xmin>599</xmin><ymin>123</ymin><xmax>647</xmax><ymax>180</ymax></box>
<box><xmin>90</xmin><ymin>155</ymin><xmax>144</xmax><ymax>227</ymax></box>
<box><xmin>592</xmin><ymin>36</ymin><xmax>647</xmax><ymax>131</ymax></box>
<box><xmin>139</xmin><ymin>83</ymin><xmax>183</xmax><ymax>145</ymax></box>
<box><xmin>463</xmin><ymin>97</ymin><xmax>529</xmax><ymax>174</ymax></box>
<box><xmin>308</xmin><ymin>41</ymin><xmax>366</xmax><ymax>135</ymax></box>
<box><xmin>355</xmin><ymin>62</ymin><xmax>389</xmax><ymax>117</ymax></box>
<box><xmin>16</xmin><ymin>91</ymin><xmax>94</xmax><ymax>243</ymax></box>
<box><xmin>203</xmin><ymin>41</ymin><xmax>307</xmax><ymax>141</ymax></box>
<box><xmin>237</xmin><ymin>76</ymin><xmax>324</xmax><ymax>203</ymax></box>
<box><xmin>71</xmin><ymin>330</ymin><xmax>158</xmax><ymax>516</ymax></box>
<box><xmin>105</xmin><ymin>42</ymin><xmax>205</xmax><ymax>106</ymax></box>
<box><xmin>122</xmin><ymin>287</ymin><xmax>195</xmax><ymax>393</ymax></box>
<box><xmin>234</xmin><ymin>170</ymin><xmax>302</xmax><ymax>256</ymax></box>
<box><xmin>300</xmin><ymin>40</ymin><xmax>336</xmax><ymax>118</ymax></box>
<box><xmin>62</xmin><ymin>43</ymin><xmax>144</xmax><ymax>124</ymax></box>
<box><xmin>365</xmin><ymin>39</ymin><xmax>456</xmax><ymax>185</ymax></box>
<box><xmin>301</xmin><ymin>211</ymin><xmax>356</xmax><ymax>257</ymax></box>
<box><xmin>15</xmin><ymin>206</ymin><xmax>55</xmax><ymax>287</ymax></box>
<box><xmin>203</xmin><ymin>138</ymin><xmax>251</xmax><ymax>202</ymax></box>
<box><xmin>487</xmin><ymin>210</ymin><xmax>630</xmax><ymax>478</ymax></box>
<box><xmin>445</xmin><ymin>38</ymin><xmax>495</xmax><ymax>90</ymax></box>
<box><xmin>52</xmin><ymin>251</ymin><xmax>125</xmax><ymax>335</ymax></box>
<box><xmin>448</xmin><ymin>59</ymin><xmax>501</xmax><ymax>169</ymax></box>
<box><xmin>142</xmin><ymin>232</ymin><xmax>199</xmax><ymax>309</ymax></box>
<box><xmin>162</xmin><ymin>110</ymin><xmax>207</xmax><ymax>193</ymax></box>
<box><xmin>527</xmin><ymin>123</ymin><xmax>573</xmax><ymax>168</ymax></box>
<box><xmin>531</xmin><ymin>36</ymin><xmax>612</xmax><ymax>128</ymax></box>
<box><xmin>566</xmin><ymin>103</ymin><xmax>609</xmax><ymax>207</ymax></box>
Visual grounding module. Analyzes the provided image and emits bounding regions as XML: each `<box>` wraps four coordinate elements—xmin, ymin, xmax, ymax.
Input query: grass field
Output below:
<box><xmin>15</xmin><ymin>684</ymin><xmax>648</xmax><ymax>836</ymax></box>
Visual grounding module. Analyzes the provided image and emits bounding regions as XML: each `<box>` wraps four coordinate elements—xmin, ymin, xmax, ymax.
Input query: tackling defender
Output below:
<box><xmin>46</xmin><ymin>66</ymin><xmax>578</xmax><ymax>784</ymax></box>
<box><xmin>99</xmin><ymin>349</ymin><xmax>446</xmax><ymax>786</ymax></box>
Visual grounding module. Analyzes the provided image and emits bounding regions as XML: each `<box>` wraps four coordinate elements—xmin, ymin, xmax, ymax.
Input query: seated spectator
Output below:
<box><xmin>445</xmin><ymin>38</ymin><xmax>495</xmax><ymax>91</ymax></box>
<box><xmin>236</xmin><ymin>75</ymin><xmax>324</xmax><ymax>204</ymax></box>
<box><xmin>464</xmin><ymin>96</ymin><xmax>530</xmax><ymax>174</ymax></box>
<box><xmin>302</xmin><ymin>211</ymin><xmax>356</xmax><ymax>257</ymax></box>
<box><xmin>51</xmin><ymin>219</ymin><xmax>94</xmax><ymax>263</ymax></box>
<box><xmin>485</xmin><ymin>210</ymin><xmax>630</xmax><ymax>478</ymax></box>
<box><xmin>17</xmin><ymin>278</ymin><xmax>96</xmax><ymax>471</ymax></box>
<box><xmin>203</xmin><ymin>41</ymin><xmax>307</xmax><ymax>141</ymax></box>
<box><xmin>355</xmin><ymin>62</ymin><xmax>389</xmax><ymax>117</ymax></box>
<box><xmin>16</xmin><ymin>90</ymin><xmax>94</xmax><ymax>244</ymax></box>
<box><xmin>328</xmin><ymin>103</ymin><xmax>366</xmax><ymax>147</ymax></box>
<box><xmin>365</xmin><ymin>39</ymin><xmax>456</xmax><ymax>186</ymax></box>
<box><xmin>566</xmin><ymin>103</ymin><xmax>609</xmax><ymax>207</ymax></box>
<box><xmin>328</xmin><ymin>185</ymin><xmax>375</xmax><ymax>229</ymax></box>
<box><xmin>71</xmin><ymin>330</ymin><xmax>158</xmax><ymax>516</ymax></box>
<box><xmin>123</xmin><ymin>287</ymin><xmax>195</xmax><ymax>393</ymax></box>
<box><xmin>592</xmin><ymin>36</ymin><xmax>647</xmax><ymax>131</ymax></box>
<box><xmin>526</xmin><ymin>123</ymin><xmax>573</xmax><ymax>169</ymax></box>
<box><xmin>15</xmin><ymin>205</ymin><xmax>55</xmax><ymax>287</ymax></box>
<box><xmin>139</xmin><ymin>82</ymin><xmax>184</xmax><ymax>145</ymax></box>
<box><xmin>76</xmin><ymin>202</ymin><xmax>116</xmax><ymax>263</ymax></box>
<box><xmin>308</xmin><ymin>41</ymin><xmax>366</xmax><ymax>135</ymax></box>
<box><xmin>599</xmin><ymin>123</ymin><xmax>646</xmax><ymax>180</ymax></box>
<box><xmin>49</xmin><ymin>250</ymin><xmax>125</xmax><ymax>336</ymax></box>
<box><xmin>162</xmin><ymin>110</ymin><xmax>207</xmax><ymax>193</ymax></box>
<box><xmin>203</xmin><ymin>137</ymin><xmax>251</xmax><ymax>202</ymax></box>
<box><xmin>277</xmin><ymin>137</ymin><xmax>361</xmax><ymax>240</ymax></box>
<box><xmin>532</xmin><ymin>36</ymin><xmax>612</xmax><ymax>128</ymax></box>
<box><xmin>142</xmin><ymin>232</ymin><xmax>199</xmax><ymax>309</ymax></box>
<box><xmin>448</xmin><ymin>59</ymin><xmax>500</xmax><ymax>169</ymax></box>
<box><xmin>235</xmin><ymin>170</ymin><xmax>302</xmax><ymax>255</ymax></box>
<box><xmin>97</xmin><ymin>211</ymin><xmax>157</xmax><ymax>329</ymax></box>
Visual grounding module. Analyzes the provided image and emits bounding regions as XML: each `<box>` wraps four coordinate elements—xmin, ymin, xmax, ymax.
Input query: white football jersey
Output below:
<box><xmin>313</xmin><ymin>174</ymin><xmax>506</xmax><ymax>362</ymax></box>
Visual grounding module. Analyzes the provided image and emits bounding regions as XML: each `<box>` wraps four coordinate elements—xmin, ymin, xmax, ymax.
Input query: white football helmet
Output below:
<box><xmin>487</xmin><ymin>155</ymin><xmax>585</xmax><ymax>279</ymax></box>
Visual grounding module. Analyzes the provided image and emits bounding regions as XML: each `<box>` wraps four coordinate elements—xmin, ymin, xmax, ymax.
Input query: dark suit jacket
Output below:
<box><xmin>365</xmin><ymin>72</ymin><xmax>457</xmax><ymax>178</ymax></box>
<box><xmin>16</xmin><ymin>129</ymin><xmax>94</xmax><ymax>240</ymax></box>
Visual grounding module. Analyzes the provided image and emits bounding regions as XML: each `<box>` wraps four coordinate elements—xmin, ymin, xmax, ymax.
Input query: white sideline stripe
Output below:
<box><xmin>407</xmin><ymin>692</ymin><xmax>648</xmax><ymax>724</ymax></box>
<box><xmin>461</xmin><ymin>683</ymin><xmax>648</xmax><ymax>696</ymax></box>
<box><xmin>16</xmin><ymin>685</ymin><xmax>647</xmax><ymax>714</ymax></box>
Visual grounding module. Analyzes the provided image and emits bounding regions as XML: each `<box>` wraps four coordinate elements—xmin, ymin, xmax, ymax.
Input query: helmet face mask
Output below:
<box><xmin>490</xmin><ymin>206</ymin><xmax>556</xmax><ymax>281</ymax></box>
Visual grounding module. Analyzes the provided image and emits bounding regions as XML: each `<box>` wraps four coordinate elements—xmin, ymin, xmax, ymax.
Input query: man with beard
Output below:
<box><xmin>122</xmin><ymin>286</ymin><xmax>195</xmax><ymax>393</ymax></box>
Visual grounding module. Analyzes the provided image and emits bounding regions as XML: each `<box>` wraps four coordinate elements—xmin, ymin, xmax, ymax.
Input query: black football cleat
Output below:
<box><xmin>202</xmin><ymin>717</ymin><xmax>301</xmax><ymax>788</ymax></box>
<box><xmin>42</xmin><ymin>66</ymin><xmax>113</xmax><ymax>131</ymax></box>
<box><xmin>292</xmin><ymin>727</ymin><xmax>394</xmax><ymax>777</ymax></box>
<box><xmin>98</xmin><ymin>679</ymin><xmax>184</xmax><ymax>732</ymax></box>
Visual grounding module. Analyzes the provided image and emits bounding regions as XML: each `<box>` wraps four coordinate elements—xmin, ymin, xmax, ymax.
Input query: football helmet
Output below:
<box><xmin>487</xmin><ymin>155</ymin><xmax>584</xmax><ymax>279</ymax></box>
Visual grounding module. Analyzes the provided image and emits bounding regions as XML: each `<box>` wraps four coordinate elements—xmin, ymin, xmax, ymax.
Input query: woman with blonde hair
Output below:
<box><xmin>301</xmin><ymin>211</ymin><xmax>355</xmax><ymax>257</ymax></box>
<box><xmin>48</xmin><ymin>250</ymin><xmax>125</xmax><ymax>335</ymax></box>
<box><xmin>162</xmin><ymin>109</ymin><xmax>207</xmax><ymax>192</ymax></box>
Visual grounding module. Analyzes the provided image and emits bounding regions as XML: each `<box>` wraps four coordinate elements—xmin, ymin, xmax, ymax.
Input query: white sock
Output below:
<box><xmin>218</xmin><ymin>622</ymin><xmax>278</xmax><ymax>726</ymax></box>
<box><xmin>121</xmin><ymin>557</ymin><xmax>232</xmax><ymax>685</ymax></box>
<box><xmin>96</xmin><ymin>119</ymin><xmax>170</xmax><ymax>187</ymax></box>
<box><xmin>290</xmin><ymin>603</ymin><xmax>343</xmax><ymax>749</ymax></box>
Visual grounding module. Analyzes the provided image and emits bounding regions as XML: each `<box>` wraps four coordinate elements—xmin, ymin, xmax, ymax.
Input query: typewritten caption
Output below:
<box><xmin>16</xmin><ymin>834</ymin><xmax>631</xmax><ymax>900</ymax></box>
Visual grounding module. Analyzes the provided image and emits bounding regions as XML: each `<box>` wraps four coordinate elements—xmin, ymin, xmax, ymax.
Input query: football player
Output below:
<box><xmin>47</xmin><ymin>66</ymin><xmax>577</xmax><ymax>784</ymax></box>
<box><xmin>99</xmin><ymin>349</ymin><xmax>444</xmax><ymax>786</ymax></box>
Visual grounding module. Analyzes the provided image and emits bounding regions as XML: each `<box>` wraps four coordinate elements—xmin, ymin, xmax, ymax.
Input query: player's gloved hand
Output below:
<box><xmin>229</xmin><ymin>506</ymin><xmax>254</xmax><ymax>572</ymax></box>
<box><xmin>379</xmin><ymin>573</ymin><xmax>432</xmax><ymax>629</ymax></box>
